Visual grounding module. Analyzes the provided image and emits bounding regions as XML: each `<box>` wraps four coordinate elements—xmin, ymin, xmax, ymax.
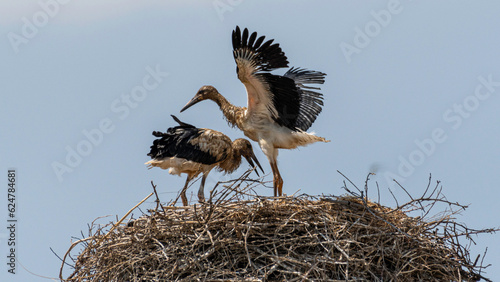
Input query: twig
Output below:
<box><xmin>151</xmin><ymin>181</ymin><xmax>167</xmax><ymax>214</ymax></box>
<box><xmin>59</xmin><ymin>192</ymin><xmax>153</xmax><ymax>280</ymax></box>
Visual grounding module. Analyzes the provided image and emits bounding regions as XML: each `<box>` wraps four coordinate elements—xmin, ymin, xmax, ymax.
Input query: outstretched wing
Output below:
<box><xmin>232</xmin><ymin>26</ymin><xmax>296</xmax><ymax>128</ymax></box>
<box><xmin>232</xmin><ymin>26</ymin><xmax>325</xmax><ymax>131</ymax></box>
<box><xmin>148</xmin><ymin>121</ymin><xmax>231</xmax><ymax>165</ymax></box>
<box><xmin>284</xmin><ymin>67</ymin><xmax>326</xmax><ymax>131</ymax></box>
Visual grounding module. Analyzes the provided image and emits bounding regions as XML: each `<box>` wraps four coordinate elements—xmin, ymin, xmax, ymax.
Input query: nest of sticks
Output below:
<box><xmin>60</xmin><ymin>171</ymin><xmax>497</xmax><ymax>281</ymax></box>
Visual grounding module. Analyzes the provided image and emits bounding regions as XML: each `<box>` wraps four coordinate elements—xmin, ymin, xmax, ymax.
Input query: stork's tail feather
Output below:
<box><xmin>309</xmin><ymin>135</ymin><xmax>331</xmax><ymax>145</ymax></box>
<box><xmin>301</xmin><ymin>131</ymin><xmax>331</xmax><ymax>143</ymax></box>
<box><xmin>144</xmin><ymin>160</ymin><xmax>154</xmax><ymax>169</ymax></box>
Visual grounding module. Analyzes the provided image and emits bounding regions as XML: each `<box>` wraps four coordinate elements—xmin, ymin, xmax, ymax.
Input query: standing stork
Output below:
<box><xmin>181</xmin><ymin>26</ymin><xmax>329</xmax><ymax>197</ymax></box>
<box><xmin>145</xmin><ymin>115</ymin><xmax>263</xmax><ymax>206</ymax></box>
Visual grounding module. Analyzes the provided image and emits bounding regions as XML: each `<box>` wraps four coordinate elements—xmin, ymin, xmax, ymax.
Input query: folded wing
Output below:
<box><xmin>148</xmin><ymin>117</ymin><xmax>230</xmax><ymax>165</ymax></box>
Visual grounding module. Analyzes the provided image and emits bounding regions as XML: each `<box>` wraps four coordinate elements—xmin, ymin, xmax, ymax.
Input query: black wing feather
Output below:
<box><xmin>242</xmin><ymin>28</ymin><xmax>249</xmax><ymax>47</ymax></box>
<box><xmin>232</xmin><ymin>26</ymin><xmax>326</xmax><ymax>131</ymax></box>
<box><xmin>248</xmin><ymin>31</ymin><xmax>257</xmax><ymax>47</ymax></box>
<box><xmin>148</xmin><ymin>128</ymin><xmax>221</xmax><ymax>165</ymax></box>
<box><xmin>148</xmin><ymin>118</ymin><xmax>226</xmax><ymax>165</ymax></box>
<box><xmin>256</xmin><ymin>67</ymin><xmax>326</xmax><ymax>131</ymax></box>
<box><xmin>284</xmin><ymin>67</ymin><xmax>326</xmax><ymax>131</ymax></box>
<box><xmin>253</xmin><ymin>35</ymin><xmax>265</xmax><ymax>49</ymax></box>
<box><xmin>232</xmin><ymin>26</ymin><xmax>288</xmax><ymax>72</ymax></box>
<box><xmin>232</xmin><ymin>26</ymin><xmax>242</xmax><ymax>49</ymax></box>
<box><xmin>258</xmin><ymin>73</ymin><xmax>301</xmax><ymax>130</ymax></box>
<box><xmin>171</xmin><ymin>115</ymin><xmax>195</xmax><ymax>128</ymax></box>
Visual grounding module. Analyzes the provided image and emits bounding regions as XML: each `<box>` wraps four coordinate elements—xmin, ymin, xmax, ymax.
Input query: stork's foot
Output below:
<box><xmin>270</xmin><ymin>159</ymin><xmax>284</xmax><ymax>197</ymax></box>
<box><xmin>273</xmin><ymin>175</ymin><xmax>284</xmax><ymax>197</ymax></box>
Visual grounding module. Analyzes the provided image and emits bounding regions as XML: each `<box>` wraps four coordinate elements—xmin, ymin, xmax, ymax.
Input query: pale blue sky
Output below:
<box><xmin>1</xmin><ymin>1</ymin><xmax>500</xmax><ymax>280</ymax></box>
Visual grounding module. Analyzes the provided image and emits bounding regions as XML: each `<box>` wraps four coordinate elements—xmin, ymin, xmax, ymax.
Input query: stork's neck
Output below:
<box><xmin>218</xmin><ymin>149</ymin><xmax>242</xmax><ymax>174</ymax></box>
<box><xmin>212</xmin><ymin>93</ymin><xmax>245</xmax><ymax>129</ymax></box>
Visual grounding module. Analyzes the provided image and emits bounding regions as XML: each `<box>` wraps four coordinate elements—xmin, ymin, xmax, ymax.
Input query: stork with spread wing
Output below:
<box><xmin>181</xmin><ymin>26</ymin><xmax>329</xmax><ymax>197</ymax></box>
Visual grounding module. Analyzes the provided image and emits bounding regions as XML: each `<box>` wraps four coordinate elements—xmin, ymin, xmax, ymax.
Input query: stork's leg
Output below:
<box><xmin>270</xmin><ymin>160</ymin><xmax>283</xmax><ymax>197</ymax></box>
<box><xmin>198</xmin><ymin>173</ymin><xmax>208</xmax><ymax>203</ymax></box>
<box><xmin>173</xmin><ymin>175</ymin><xmax>192</xmax><ymax>206</ymax></box>
<box><xmin>260</xmin><ymin>144</ymin><xmax>283</xmax><ymax>197</ymax></box>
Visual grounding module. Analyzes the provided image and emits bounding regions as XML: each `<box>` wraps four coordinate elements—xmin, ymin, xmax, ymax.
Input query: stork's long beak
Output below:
<box><xmin>245</xmin><ymin>152</ymin><xmax>264</xmax><ymax>177</ymax></box>
<box><xmin>180</xmin><ymin>95</ymin><xmax>201</xmax><ymax>112</ymax></box>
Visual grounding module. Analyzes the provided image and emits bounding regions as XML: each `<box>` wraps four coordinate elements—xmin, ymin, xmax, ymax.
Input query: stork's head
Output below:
<box><xmin>181</xmin><ymin>85</ymin><xmax>219</xmax><ymax>112</ymax></box>
<box><xmin>233</xmin><ymin>138</ymin><xmax>264</xmax><ymax>176</ymax></box>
